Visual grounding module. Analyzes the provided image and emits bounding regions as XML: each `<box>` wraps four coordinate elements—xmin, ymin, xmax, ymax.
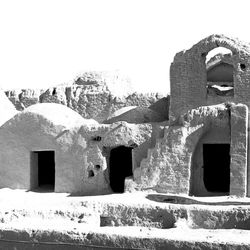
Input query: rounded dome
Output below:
<box><xmin>107</xmin><ymin>106</ymin><xmax>137</xmax><ymax>119</ymax></box>
<box><xmin>104</xmin><ymin>106</ymin><xmax>165</xmax><ymax>124</ymax></box>
<box><xmin>24</xmin><ymin>103</ymin><xmax>98</xmax><ymax>128</ymax></box>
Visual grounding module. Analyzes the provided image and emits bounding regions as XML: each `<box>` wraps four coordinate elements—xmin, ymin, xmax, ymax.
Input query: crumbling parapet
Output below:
<box><xmin>79</xmin><ymin>121</ymin><xmax>152</xmax><ymax>195</ymax></box>
<box><xmin>5</xmin><ymin>71</ymin><xmax>167</xmax><ymax>123</ymax></box>
<box><xmin>127</xmin><ymin>103</ymin><xmax>248</xmax><ymax>197</ymax></box>
<box><xmin>170</xmin><ymin>34</ymin><xmax>250</xmax><ymax>121</ymax></box>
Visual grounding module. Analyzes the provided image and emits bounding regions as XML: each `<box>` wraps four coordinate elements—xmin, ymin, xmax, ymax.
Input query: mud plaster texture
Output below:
<box><xmin>169</xmin><ymin>34</ymin><xmax>250</xmax><ymax>120</ymax></box>
<box><xmin>125</xmin><ymin>34</ymin><xmax>250</xmax><ymax>198</ymax></box>
<box><xmin>5</xmin><ymin>71</ymin><xmax>169</xmax><ymax>123</ymax></box>
<box><xmin>0</xmin><ymin>103</ymin><xmax>153</xmax><ymax>195</ymax></box>
<box><xmin>1</xmin><ymin>34</ymin><xmax>250</xmax><ymax>199</ymax></box>
<box><xmin>0</xmin><ymin>190</ymin><xmax>250</xmax><ymax>249</ymax></box>
<box><xmin>128</xmin><ymin>103</ymin><xmax>248</xmax><ymax>197</ymax></box>
<box><xmin>1</xmin><ymin>34</ymin><xmax>250</xmax><ymax>249</ymax></box>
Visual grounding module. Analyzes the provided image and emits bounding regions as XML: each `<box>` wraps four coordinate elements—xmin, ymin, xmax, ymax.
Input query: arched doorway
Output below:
<box><xmin>190</xmin><ymin>127</ymin><xmax>231</xmax><ymax>196</ymax></box>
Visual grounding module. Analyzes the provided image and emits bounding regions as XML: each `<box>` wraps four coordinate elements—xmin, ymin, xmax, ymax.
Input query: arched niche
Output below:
<box><xmin>189</xmin><ymin>124</ymin><xmax>231</xmax><ymax>197</ymax></box>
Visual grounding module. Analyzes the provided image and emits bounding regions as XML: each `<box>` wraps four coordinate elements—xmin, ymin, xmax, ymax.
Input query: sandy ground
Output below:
<box><xmin>0</xmin><ymin>189</ymin><xmax>250</xmax><ymax>249</ymax></box>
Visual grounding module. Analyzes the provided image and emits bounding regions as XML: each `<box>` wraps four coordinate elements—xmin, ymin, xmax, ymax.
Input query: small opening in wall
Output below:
<box><xmin>240</xmin><ymin>63</ymin><xmax>246</xmax><ymax>71</ymax></box>
<box><xmin>88</xmin><ymin>170</ymin><xmax>95</xmax><ymax>178</ymax></box>
<box><xmin>201</xmin><ymin>52</ymin><xmax>207</xmax><ymax>58</ymax></box>
<box><xmin>92</xmin><ymin>136</ymin><xmax>102</xmax><ymax>142</ymax></box>
<box><xmin>95</xmin><ymin>165</ymin><xmax>101</xmax><ymax>170</ymax></box>
<box><xmin>52</xmin><ymin>88</ymin><xmax>56</xmax><ymax>96</ymax></box>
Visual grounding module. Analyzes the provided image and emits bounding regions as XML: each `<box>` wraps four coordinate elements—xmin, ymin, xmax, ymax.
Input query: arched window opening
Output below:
<box><xmin>205</xmin><ymin>47</ymin><xmax>234</xmax><ymax>97</ymax></box>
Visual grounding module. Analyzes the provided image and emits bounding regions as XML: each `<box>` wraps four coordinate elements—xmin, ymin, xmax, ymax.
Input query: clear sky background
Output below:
<box><xmin>0</xmin><ymin>0</ymin><xmax>249</xmax><ymax>94</ymax></box>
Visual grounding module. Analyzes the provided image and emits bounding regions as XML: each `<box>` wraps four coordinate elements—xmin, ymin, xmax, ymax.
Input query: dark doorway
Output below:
<box><xmin>31</xmin><ymin>151</ymin><xmax>55</xmax><ymax>191</ymax></box>
<box><xmin>203</xmin><ymin>144</ymin><xmax>230</xmax><ymax>194</ymax></box>
<box><xmin>109</xmin><ymin>146</ymin><xmax>133</xmax><ymax>193</ymax></box>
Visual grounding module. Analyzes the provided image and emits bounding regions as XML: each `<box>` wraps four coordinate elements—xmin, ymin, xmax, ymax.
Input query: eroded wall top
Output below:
<box><xmin>170</xmin><ymin>34</ymin><xmax>250</xmax><ymax>119</ymax></box>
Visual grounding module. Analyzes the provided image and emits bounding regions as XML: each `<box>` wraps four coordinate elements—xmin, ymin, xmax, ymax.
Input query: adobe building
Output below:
<box><xmin>0</xmin><ymin>34</ymin><xmax>249</xmax><ymax>198</ymax></box>
<box><xmin>0</xmin><ymin>103</ymin><xmax>157</xmax><ymax>195</ymax></box>
<box><xmin>128</xmin><ymin>34</ymin><xmax>250</xmax><ymax>197</ymax></box>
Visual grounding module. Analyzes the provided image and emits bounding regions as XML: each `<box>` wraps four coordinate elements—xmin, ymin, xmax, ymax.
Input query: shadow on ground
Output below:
<box><xmin>146</xmin><ymin>194</ymin><xmax>250</xmax><ymax>206</ymax></box>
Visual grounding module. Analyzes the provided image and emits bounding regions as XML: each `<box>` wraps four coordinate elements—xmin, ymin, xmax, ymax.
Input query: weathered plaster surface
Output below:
<box><xmin>230</xmin><ymin>104</ymin><xmax>248</xmax><ymax>196</ymax></box>
<box><xmin>128</xmin><ymin>103</ymin><xmax>248</xmax><ymax>197</ymax></box>
<box><xmin>170</xmin><ymin>34</ymin><xmax>250</xmax><ymax>120</ymax></box>
<box><xmin>0</xmin><ymin>103</ymin><xmax>152</xmax><ymax>194</ymax></box>
<box><xmin>190</xmin><ymin>125</ymin><xmax>230</xmax><ymax>196</ymax></box>
<box><xmin>5</xmin><ymin>71</ymin><xmax>167</xmax><ymax>123</ymax></box>
<box><xmin>2</xmin><ymin>34</ymin><xmax>250</xmax><ymax>198</ymax></box>
<box><xmin>78</xmin><ymin>122</ymin><xmax>152</xmax><ymax>195</ymax></box>
<box><xmin>104</xmin><ymin>107</ymin><xmax>165</xmax><ymax>124</ymax></box>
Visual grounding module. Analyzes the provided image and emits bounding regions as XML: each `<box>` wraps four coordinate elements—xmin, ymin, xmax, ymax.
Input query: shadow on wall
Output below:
<box><xmin>148</xmin><ymin>96</ymin><xmax>169</xmax><ymax>120</ymax></box>
<box><xmin>104</xmin><ymin>96</ymin><xmax>169</xmax><ymax>124</ymax></box>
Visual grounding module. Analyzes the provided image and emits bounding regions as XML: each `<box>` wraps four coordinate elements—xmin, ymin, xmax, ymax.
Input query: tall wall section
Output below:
<box><xmin>170</xmin><ymin>34</ymin><xmax>250</xmax><ymax>120</ymax></box>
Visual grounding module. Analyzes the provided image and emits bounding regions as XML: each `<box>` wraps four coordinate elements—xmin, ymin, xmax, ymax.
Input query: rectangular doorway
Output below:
<box><xmin>109</xmin><ymin>146</ymin><xmax>133</xmax><ymax>193</ymax></box>
<box><xmin>203</xmin><ymin>144</ymin><xmax>230</xmax><ymax>194</ymax></box>
<box><xmin>31</xmin><ymin>151</ymin><xmax>55</xmax><ymax>191</ymax></box>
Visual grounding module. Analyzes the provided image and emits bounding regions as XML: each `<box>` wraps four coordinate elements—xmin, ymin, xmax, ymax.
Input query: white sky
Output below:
<box><xmin>0</xmin><ymin>0</ymin><xmax>249</xmax><ymax>94</ymax></box>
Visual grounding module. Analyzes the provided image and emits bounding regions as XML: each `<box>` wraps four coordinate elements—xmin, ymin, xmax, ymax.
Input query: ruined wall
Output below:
<box><xmin>170</xmin><ymin>34</ymin><xmax>250</xmax><ymax>120</ymax></box>
<box><xmin>132</xmin><ymin>122</ymin><xmax>166</xmax><ymax>171</ymax></box>
<box><xmin>5</xmin><ymin>72</ymin><xmax>168</xmax><ymax>123</ymax></box>
<box><xmin>127</xmin><ymin>103</ymin><xmax>248</xmax><ymax>197</ymax></box>
<box><xmin>79</xmin><ymin>122</ymin><xmax>152</xmax><ymax>195</ymax></box>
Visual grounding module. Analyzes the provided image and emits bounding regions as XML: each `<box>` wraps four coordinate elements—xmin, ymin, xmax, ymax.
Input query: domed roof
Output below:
<box><xmin>107</xmin><ymin>106</ymin><xmax>137</xmax><ymax>119</ymax></box>
<box><xmin>104</xmin><ymin>106</ymin><xmax>165</xmax><ymax>124</ymax></box>
<box><xmin>24</xmin><ymin>103</ymin><xmax>98</xmax><ymax>128</ymax></box>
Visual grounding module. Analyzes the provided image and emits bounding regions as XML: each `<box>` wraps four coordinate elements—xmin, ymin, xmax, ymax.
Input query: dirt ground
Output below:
<box><xmin>0</xmin><ymin>189</ymin><xmax>250</xmax><ymax>249</ymax></box>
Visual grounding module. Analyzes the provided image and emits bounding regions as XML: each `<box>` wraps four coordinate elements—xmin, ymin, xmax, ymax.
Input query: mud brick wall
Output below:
<box><xmin>170</xmin><ymin>34</ymin><xmax>250</xmax><ymax>120</ymax></box>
